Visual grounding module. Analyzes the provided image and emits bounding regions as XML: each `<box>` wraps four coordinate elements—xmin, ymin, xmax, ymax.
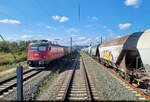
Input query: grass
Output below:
<box><xmin>0</xmin><ymin>61</ymin><xmax>27</xmax><ymax>79</ymax></box>
<box><xmin>34</xmin><ymin>69</ymin><xmax>60</xmax><ymax>99</ymax></box>
<box><xmin>0</xmin><ymin>52</ymin><xmax>27</xmax><ymax>72</ymax></box>
<box><xmin>36</xmin><ymin>58</ymin><xmax>69</xmax><ymax>99</ymax></box>
<box><xmin>0</xmin><ymin>70</ymin><xmax>16</xmax><ymax>79</ymax></box>
<box><xmin>39</xmin><ymin>70</ymin><xmax>60</xmax><ymax>92</ymax></box>
<box><xmin>0</xmin><ymin>61</ymin><xmax>27</xmax><ymax>72</ymax></box>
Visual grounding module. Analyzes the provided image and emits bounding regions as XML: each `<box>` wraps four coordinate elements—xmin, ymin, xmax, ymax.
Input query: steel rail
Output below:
<box><xmin>62</xmin><ymin>60</ymin><xmax>77</xmax><ymax>101</ymax></box>
<box><xmin>0</xmin><ymin>69</ymin><xmax>41</xmax><ymax>96</ymax></box>
<box><xmin>0</xmin><ymin>69</ymin><xmax>33</xmax><ymax>85</ymax></box>
<box><xmin>62</xmin><ymin>57</ymin><xmax>94</xmax><ymax>101</ymax></box>
<box><xmin>82</xmin><ymin>58</ymin><xmax>94</xmax><ymax>101</ymax></box>
<box><xmin>83</xmin><ymin>52</ymin><xmax>150</xmax><ymax>100</ymax></box>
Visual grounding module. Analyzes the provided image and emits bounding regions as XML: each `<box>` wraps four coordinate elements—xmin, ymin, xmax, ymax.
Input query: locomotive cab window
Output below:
<box><xmin>38</xmin><ymin>46</ymin><xmax>47</xmax><ymax>51</ymax></box>
<box><xmin>29</xmin><ymin>46</ymin><xmax>46</xmax><ymax>51</ymax></box>
<box><xmin>30</xmin><ymin>46</ymin><xmax>38</xmax><ymax>51</ymax></box>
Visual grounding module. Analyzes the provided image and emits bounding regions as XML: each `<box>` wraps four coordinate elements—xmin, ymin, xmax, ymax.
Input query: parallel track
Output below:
<box><xmin>83</xmin><ymin>52</ymin><xmax>150</xmax><ymax>100</ymax></box>
<box><xmin>0</xmin><ymin>68</ymin><xmax>42</xmax><ymax>96</ymax></box>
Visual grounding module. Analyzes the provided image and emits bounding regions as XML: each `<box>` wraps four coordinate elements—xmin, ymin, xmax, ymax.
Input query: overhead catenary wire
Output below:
<box><xmin>78</xmin><ymin>0</ymin><xmax>80</xmax><ymax>22</ymax></box>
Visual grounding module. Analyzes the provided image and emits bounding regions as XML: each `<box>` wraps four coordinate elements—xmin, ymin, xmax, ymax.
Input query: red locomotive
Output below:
<box><xmin>27</xmin><ymin>40</ymin><xmax>70</xmax><ymax>69</ymax></box>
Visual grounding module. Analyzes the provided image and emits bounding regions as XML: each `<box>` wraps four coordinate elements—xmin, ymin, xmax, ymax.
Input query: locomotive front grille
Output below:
<box><xmin>27</xmin><ymin>60</ymin><xmax>46</xmax><ymax>67</ymax></box>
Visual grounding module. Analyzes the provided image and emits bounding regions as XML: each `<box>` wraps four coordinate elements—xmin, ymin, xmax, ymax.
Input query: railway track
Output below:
<box><xmin>56</xmin><ymin>56</ymin><xmax>98</xmax><ymax>101</ymax></box>
<box><xmin>0</xmin><ymin>68</ymin><xmax>42</xmax><ymax>97</ymax></box>
<box><xmin>83</xmin><ymin>52</ymin><xmax>150</xmax><ymax>100</ymax></box>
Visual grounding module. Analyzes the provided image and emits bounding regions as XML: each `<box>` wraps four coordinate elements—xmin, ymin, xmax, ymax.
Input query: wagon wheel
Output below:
<box><xmin>119</xmin><ymin>71</ymin><xmax>124</xmax><ymax>78</ymax></box>
<box><xmin>125</xmin><ymin>74</ymin><xmax>131</xmax><ymax>83</ymax></box>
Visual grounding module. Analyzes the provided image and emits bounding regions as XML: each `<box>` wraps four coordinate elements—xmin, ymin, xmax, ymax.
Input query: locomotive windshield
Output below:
<box><xmin>38</xmin><ymin>46</ymin><xmax>47</xmax><ymax>51</ymax></box>
<box><xmin>30</xmin><ymin>46</ymin><xmax>47</xmax><ymax>51</ymax></box>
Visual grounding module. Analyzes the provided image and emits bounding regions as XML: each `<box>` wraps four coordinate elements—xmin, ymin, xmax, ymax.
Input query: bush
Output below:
<box><xmin>0</xmin><ymin>40</ymin><xmax>37</xmax><ymax>67</ymax></box>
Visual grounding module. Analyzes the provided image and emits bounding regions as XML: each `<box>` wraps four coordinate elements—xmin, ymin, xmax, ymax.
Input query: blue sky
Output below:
<box><xmin>0</xmin><ymin>0</ymin><xmax>149</xmax><ymax>46</ymax></box>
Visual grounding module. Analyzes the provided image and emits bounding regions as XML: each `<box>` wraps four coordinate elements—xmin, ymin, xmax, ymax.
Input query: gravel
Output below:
<box><xmin>2</xmin><ymin>52</ymin><xmax>144</xmax><ymax>101</ymax></box>
<box><xmin>1</xmin><ymin>55</ymin><xmax>73</xmax><ymax>101</ymax></box>
<box><xmin>82</xmin><ymin>53</ymin><xmax>142</xmax><ymax>101</ymax></box>
<box><xmin>36</xmin><ymin>54</ymin><xmax>77</xmax><ymax>101</ymax></box>
<box><xmin>37</xmin><ymin>66</ymin><xmax>70</xmax><ymax>100</ymax></box>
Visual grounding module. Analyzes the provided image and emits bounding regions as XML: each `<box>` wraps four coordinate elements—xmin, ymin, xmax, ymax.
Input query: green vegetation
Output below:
<box><xmin>0</xmin><ymin>40</ymin><xmax>37</xmax><ymax>72</ymax></box>
<box><xmin>36</xmin><ymin>58</ymin><xmax>69</xmax><ymax>99</ymax></box>
<box><xmin>39</xmin><ymin>70</ymin><xmax>60</xmax><ymax>93</ymax></box>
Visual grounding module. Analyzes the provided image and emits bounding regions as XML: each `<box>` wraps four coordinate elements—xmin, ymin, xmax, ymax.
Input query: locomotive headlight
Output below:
<box><xmin>39</xmin><ymin>61</ymin><xmax>44</xmax><ymax>64</ymax></box>
<box><xmin>28</xmin><ymin>55</ymin><xmax>31</xmax><ymax>58</ymax></box>
<box><xmin>42</xmin><ymin>55</ymin><xmax>46</xmax><ymax>59</ymax></box>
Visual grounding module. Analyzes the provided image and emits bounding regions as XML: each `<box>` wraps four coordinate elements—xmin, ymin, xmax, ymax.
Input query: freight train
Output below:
<box><xmin>27</xmin><ymin>40</ymin><xmax>70</xmax><ymax>69</ymax></box>
<box><xmin>83</xmin><ymin>29</ymin><xmax>150</xmax><ymax>88</ymax></box>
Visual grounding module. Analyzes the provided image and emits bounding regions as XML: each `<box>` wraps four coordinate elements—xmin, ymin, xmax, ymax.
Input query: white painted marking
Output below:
<box><xmin>135</xmin><ymin>94</ymin><xmax>142</xmax><ymax>96</ymax></box>
<box><xmin>8</xmin><ymin>89</ymin><xmax>14</xmax><ymax>92</ymax></box>
<box><xmin>139</xmin><ymin>97</ymin><xmax>147</xmax><ymax>100</ymax></box>
<box><xmin>56</xmin><ymin>97</ymin><xmax>62</xmax><ymax>100</ymax></box>
<box><xmin>132</xmin><ymin>91</ymin><xmax>137</xmax><ymax>93</ymax></box>
<box><xmin>125</xmin><ymin>86</ymin><xmax>130</xmax><ymax>88</ymax></box>
<box><xmin>3</xmin><ymin>92</ymin><xmax>9</xmax><ymax>95</ymax></box>
<box><xmin>0</xmin><ymin>95</ymin><xmax>3</xmax><ymax>98</ymax></box>
<box><xmin>57</xmin><ymin>94</ymin><xmax>64</xmax><ymax>97</ymax></box>
<box><xmin>128</xmin><ymin>88</ymin><xmax>134</xmax><ymax>90</ymax></box>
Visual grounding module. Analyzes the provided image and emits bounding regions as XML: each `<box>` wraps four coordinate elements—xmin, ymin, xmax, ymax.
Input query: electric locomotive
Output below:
<box><xmin>27</xmin><ymin>40</ymin><xmax>69</xmax><ymax>69</ymax></box>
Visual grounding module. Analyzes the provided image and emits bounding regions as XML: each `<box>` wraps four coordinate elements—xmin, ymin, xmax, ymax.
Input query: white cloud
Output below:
<box><xmin>119</xmin><ymin>23</ymin><xmax>131</xmax><ymax>30</ymax></box>
<box><xmin>73</xmin><ymin>36</ymin><xmax>86</xmax><ymax>41</ymax></box>
<box><xmin>52</xmin><ymin>16</ymin><xmax>60</xmax><ymax>20</ymax></box>
<box><xmin>104</xmin><ymin>25</ymin><xmax>115</xmax><ymax>40</ymax></box>
<box><xmin>53</xmin><ymin>28</ymin><xmax>56</xmax><ymax>31</ymax></box>
<box><xmin>21</xmin><ymin>35</ymin><xmax>33</xmax><ymax>39</ymax></box>
<box><xmin>59</xmin><ymin>16</ymin><xmax>69</xmax><ymax>22</ymax></box>
<box><xmin>52</xmin><ymin>16</ymin><xmax>69</xmax><ymax>23</ymax></box>
<box><xmin>46</xmin><ymin>36</ymin><xmax>105</xmax><ymax>46</ymax></box>
<box><xmin>77</xmin><ymin>37</ymin><xmax>86</xmax><ymax>40</ymax></box>
<box><xmin>66</xmin><ymin>28</ymin><xmax>78</xmax><ymax>33</ymax></box>
<box><xmin>72</xmin><ymin>37</ymin><xmax>91</xmax><ymax>46</ymax></box>
<box><xmin>125</xmin><ymin>0</ymin><xmax>142</xmax><ymax>8</ymax></box>
<box><xmin>72</xmin><ymin>37</ymin><xmax>104</xmax><ymax>46</ymax></box>
<box><xmin>104</xmin><ymin>25</ymin><xmax>107</xmax><ymax>29</ymax></box>
<box><xmin>71</xmin><ymin>34</ymin><xmax>78</xmax><ymax>37</ymax></box>
<box><xmin>92</xmin><ymin>16</ymin><xmax>99</xmax><ymax>21</ymax></box>
<box><xmin>46</xmin><ymin>25</ymin><xmax>51</xmax><ymax>29</ymax></box>
<box><xmin>117</xmin><ymin>35</ymin><xmax>121</xmax><ymax>38</ymax></box>
<box><xmin>0</xmin><ymin>19</ymin><xmax>21</xmax><ymax>25</ymax></box>
<box><xmin>46</xmin><ymin>25</ymin><xmax>56</xmax><ymax>30</ymax></box>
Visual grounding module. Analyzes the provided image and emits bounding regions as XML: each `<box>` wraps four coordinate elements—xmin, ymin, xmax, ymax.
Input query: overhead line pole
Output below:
<box><xmin>0</xmin><ymin>34</ymin><xmax>23</xmax><ymax>101</ymax></box>
<box><xmin>101</xmin><ymin>36</ymin><xmax>103</xmax><ymax>44</ymax></box>
<box><xmin>70</xmin><ymin>37</ymin><xmax>72</xmax><ymax>54</ymax></box>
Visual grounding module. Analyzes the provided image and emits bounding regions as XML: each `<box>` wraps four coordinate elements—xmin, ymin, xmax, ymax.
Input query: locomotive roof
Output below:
<box><xmin>29</xmin><ymin>42</ymin><xmax>68</xmax><ymax>48</ymax></box>
<box><xmin>29</xmin><ymin>42</ymin><xmax>62</xmax><ymax>47</ymax></box>
<box><xmin>29</xmin><ymin>42</ymin><xmax>50</xmax><ymax>45</ymax></box>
